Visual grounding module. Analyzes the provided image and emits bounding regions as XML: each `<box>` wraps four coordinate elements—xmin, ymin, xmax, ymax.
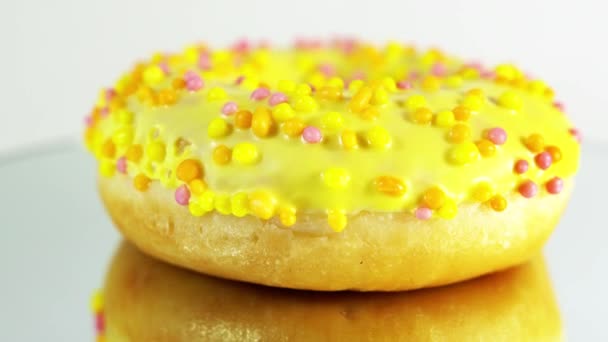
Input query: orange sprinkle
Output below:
<box><xmin>453</xmin><ymin>106</ymin><xmax>471</xmax><ymax>121</ymax></box>
<box><xmin>252</xmin><ymin>107</ymin><xmax>274</xmax><ymax>137</ymax></box>
<box><xmin>101</xmin><ymin>139</ymin><xmax>116</xmax><ymax>158</ymax></box>
<box><xmin>375</xmin><ymin>176</ymin><xmax>407</xmax><ymax>196</ymax></box>
<box><xmin>476</xmin><ymin>139</ymin><xmax>497</xmax><ymax>157</ymax></box>
<box><xmin>349</xmin><ymin>85</ymin><xmax>372</xmax><ymax>113</ymax></box>
<box><xmin>212</xmin><ymin>145</ymin><xmax>232</xmax><ymax>165</ymax></box>
<box><xmin>466</xmin><ymin>88</ymin><xmax>484</xmax><ymax>97</ymax></box>
<box><xmin>317</xmin><ymin>86</ymin><xmax>342</xmax><ymax>101</ymax></box>
<box><xmin>125</xmin><ymin>144</ymin><xmax>143</xmax><ymax>162</ymax></box>
<box><xmin>545</xmin><ymin>145</ymin><xmax>562</xmax><ymax>163</ymax></box>
<box><xmin>447</xmin><ymin>123</ymin><xmax>471</xmax><ymax>143</ymax></box>
<box><xmin>157</xmin><ymin>89</ymin><xmax>179</xmax><ymax>105</ymax></box>
<box><xmin>234</xmin><ymin>110</ymin><xmax>253</xmax><ymax>129</ymax></box>
<box><xmin>524</xmin><ymin>134</ymin><xmax>545</xmax><ymax>153</ymax></box>
<box><xmin>411</xmin><ymin>107</ymin><xmax>433</xmax><ymax>125</ymax></box>
<box><xmin>134</xmin><ymin>173</ymin><xmax>151</xmax><ymax>191</ymax></box>
<box><xmin>282</xmin><ymin>118</ymin><xmax>305</xmax><ymax>137</ymax></box>
<box><xmin>422</xmin><ymin>187</ymin><xmax>446</xmax><ymax>210</ymax></box>
<box><xmin>172</xmin><ymin>78</ymin><xmax>186</xmax><ymax>90</ymax></box>
<box><xmin>489</xmin><ymin>195</ymin><xmax>507</xmax><ymax>212</ymax></box>
<box><xmin>176</xmin><ymin>159</ymin><xmax>203</xmax><ymax>182</ymax></box>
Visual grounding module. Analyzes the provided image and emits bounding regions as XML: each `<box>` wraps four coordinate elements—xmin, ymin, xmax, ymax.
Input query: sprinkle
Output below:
<box><xmin>476</xmin><ymin>139</ymin><xmax>496</xmax><ymax>157</ymax></box>
<box><xmin>545</xmin><ymin>146</ymin><xmax>562</xmax><ymax>163</ymax></box>
<box><xmin>302</xmin><ymin>126</ymin><xmax>323</xmax><ymax>143</ymax></box>
<box><xmin>268</xmin><ymin>92</ymin><xmax>288</xmax><ymax>106</ymax></box>
<box><xmin>340</xmin><ymin>130</ymin><xmax>359</xmax><ymax>149</ymax></box>
<box><xmin>431</xmin><ymin>62</ymin><xmax>447</xmax><ymax>76</ymax></box>
<box><xmin>546</xmin><ymin>177</ymin><xmax>564</xmax><ymax>194</ymax></box>
<box><xmin>421</xmin><ymin>76</ymin><xmax>440</xmax><ymax>91</ymax></box>
<box><xmin>214</xmin><ymin>194</ymin><xmax>232</xmax><ymax>215</ymax></box>
<box><xmin>404</xmin><ymin>94</ymin><xmax>427</xmax><ymax>111</ymax></box>
<box><xmin>348</xmin><ymin>79</ymin><xmax>365</xmax><ymax>93</ymax></box>
<box><xmin>434</xmin><ymin>110</ymin><xmax>455</xmax><ymax>127</ymax></box>
<box><xmin>199</xmin><ymin>191</ymin><xmax>216</xmax><ymax>212</ymax></box>
<box><xmin>514</xmin><ymin>160</ymin><xmax>529</xmax><ymax>174</ymax></box>
<box><xmin>360</xmin><ymin>107</ymin><xmax>380</xmax><ymax>121</ymax></box>
<box><xmin>126</xmin><ymin>144</ymin><xmax>143</xmax><ymax>162</ymax></box>
<box><xmin>101</xmin><ymin>139</ymin><xmax>116</xmax><ymax>158</ymax></box>
<box><xmin>95</xmin><ymin>313</ymin><xmax>105</xmax><ymax>335</ymax></box>
<box><xmin>278</xmin><ymin>205</ymin><xmax>297</xmax><ymax>227</ymax></box>
<box><xmin>252</xmin><ymin>107</ymin><xmax>274</xmax><ymax>137</ymax></box>
<box><xmin>411</xmin><ymin>107</ymin><xmax>433</xmax><ymax>125</ymax></box>
<box><xmin>272</xmin><ymin>103</ymin><xmax>296</xmax><ymax>122</ymax></box>
<box><xmin>524</xmin><ymin>134</ymin><xmax>545</xmax><ymax>152</ymax></box>
<box><xmin>146</xmin><ymin>141</ymin><xmax>166</xmax><ymax>162</ymax></box>
<box><xmin>535</xmin><ymin>151</ymin><xmax>553</xmax><ymax>170</ymax></box>
<box><xmin>489</xmin><ymin>195</ymin><xmax>507</xmax><ymax>212</ymax></box>
<box><xmin>553</xmin><ymin>101</ymin><xmax>565</xmax><ymax>111</ymax></box>
<box><xmin>447</xmin><ymin>123</ymin><xmax>471</xmax><ymax>143</ymax></box>
<box><xmin>396</xmin><ymin>80</ymin><xmax>412</xmax><ymax>90</ymax></box>
<box><xmin>249</xmin><ymin>190</ymin><xmax>276</xmax><ymax>219</ymax></box>
<box><xmin>422</xmin><ymin>187</ymin><xmax>446</xmax><ymax>210</ymax></box>
<box><xmin>349</xmin><ymin>86</ymin><xmax>372</xmax><ymax>112</ymax></box>
<box><xmin>375</xmin><ymin>176</ymin><xmax>407</xmax><ymax>196</ymax></box>
<box><xmin>317</xmin><ymin>86</ymin><xmax>342</xmax><ymax>101</ymax></box>
<box><xmin>207</xmin><ymin>118</ymin><xmax>231</xmax><ymax>138</ymax></box>
<box><xmin>448</xmin><ymin>142</ymin><xmax>480</xmax><ymax>165</ymax></box>
<box><xmin>282</xmin><ymin>118</ymin><xmax>305</xmax><ymax>137</ymax></box>
<box><xmin>221</xmin><ymin>101</ymin><xmax>238</xmax><ymax>115</ymax></box>
<box><xmin>143</xmin><ymin>65</ymin><xmax>165</xmax><ymax>86</ymax></box>
<box><xmin>497</xmin><ymin>90</ymin><xmax>523</xmax><ymax>110</ymax></box>
<box><xmin>295</xmin><ymin>84</ymin><xmax>312</xmax><ymax>96</ymax></box>
<box><xmin>176</xmin><ymin>159</ymin><xmax>203</xmax><ymax>182</ymax></box>
<box><xmin>232</xmin><ymin>142</ymin><xmax>260</xmax><ymax>165</ymax></box>
<box><xmin>188</xmin><ymin>200</ymin><xmax>208</xmax><ymax>217</ymax></box>
<box><xmin>327</xmin><ymin>210</ymin><xmax>347</xmax><ymax>232</ymax></box>
<box><xmin>250</xmin><ymin>87</ymin><xmax>271</xmax><ymax>101</ymax></box>
<box><xmin>415</xmin><ymin>207</ymin><xmax>433</xmax><ymax>220</ymax></box>
<box><xmin>366</xmin><ymin>126</ymin><xmax>392</xmax><ymax>148</ymax></box>
<box><xmin>90</xmin><ymin>290</ymin><xmax>104</xmax><ymax>313</ymax></box>
<box><xmin>134</xmin><ymin>173</ymin><xmax>151</xmax><ymax>191</ymax></box>
<box><xmin>322</xmin><ymin>168</ymin><xmax>351</xmax><ymax>189</ymax></box>
<box><xmin>518</xmin><ymin>180</ymin><xmax>538</xmax><ymax>198</ymax></box>
<box><xmin>213</xmin><ymin>145</ymin><xmax>232</xmax><ymax>165</ymax></box>
<box><xmin>175</xmin><ymin>185</ymin><xmax>191</xmax><ymax>205</ymax></box>
<box><xmin>234</xmin><ymin>110</ymin><xmax>253</xmax><ymax>129</ymax></box>
<box><xmin>230</xmin><ymin>192</ymin><xmax>250</xmax><ymax>217</ymax></box>
<box><xmin>569</xmin><ymin>128</ymin><xmax>582</xmax><ymax>143</ymax></box>
<box><xmin>116</xmin><ymin>157</ymin><xmax>127</xmax><ymax>174</ymax></box>
<box><xmin>453</xmin><ymin>106</ymin><xmax>471</xmax><ymax>121</ymax></box>
<box><xmin>185</xmin><ymin>76</ymin><xmax>204</xmax><ymax>91</ymax></box>
<box><xmin>486</xmin><ymin>127</ymin><xmax>507</xmax><ymax>145</ymax></box>
<box><xmin>293</xmin><ymin>95</ymin><xmax>317</xmax><ymax>112</ymax></box>
<box><xmin>461</xmin><ymin>93</ymin><xmax>484</xmax><ymax>111</ymax></box>
<box><xmin>189</xmin><ymin>179</ymin><xmax>207</xmax><ymax>196</ymax></box>
<box><xmin>473</xmin><ymin>182</ymin><xmax>494</xmax><ymax>202</ymax></box>
<box><xmin>371</xmin><ymin>87</ymin><xmax>389</xmax><ymax>105</ymax></box>
<box><xmin>437</xmin><ymin>200</ymin><xmax>457</xmax><ymax>219</ymax></box>
<box><xmin>198</xmin><ymin>53</ymin><xmax>211</xmax><ymax>70</ymax></box>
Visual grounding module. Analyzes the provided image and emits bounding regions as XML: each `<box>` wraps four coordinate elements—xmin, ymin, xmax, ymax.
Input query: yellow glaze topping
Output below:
<box><xmin>84</xmin><ymin>39</ymin><xmax>580</xmax><ymax>230</ymax></box>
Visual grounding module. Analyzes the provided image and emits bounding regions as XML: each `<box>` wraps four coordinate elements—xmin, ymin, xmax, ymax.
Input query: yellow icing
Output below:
<box><xmin>85</xmin><ymin>41</ymin><xmax>580</xmax><ymax>229</ymax></box>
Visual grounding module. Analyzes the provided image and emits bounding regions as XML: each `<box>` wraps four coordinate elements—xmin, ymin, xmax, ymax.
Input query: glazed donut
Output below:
<box><xmin>91</xmin><ymin>242</ymin><xmax>562</xmax><ymax>341</ymax></box>
<box><xmin>85</xmin><ymin>39</ymin><xmax>580</xmax><ymax>291</ymax></box>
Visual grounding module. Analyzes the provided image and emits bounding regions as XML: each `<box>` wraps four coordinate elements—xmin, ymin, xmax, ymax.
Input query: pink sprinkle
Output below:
<box><xmin>397</xmin><ymin>80</ymin><xmax>412</xmax><ymax>90</ymax></box>
<box><xmin>431</xmin><ymin>62</ymin><xmax>447</xmax><ymax>77</ymax></box>
<box><xmin>535</xmin><ymin>152</ymin><xmax>553</xmax><ymax>170</ymax></box>
<box><xmin>186</xmin><ymin>77</ymin><xmax>204</xmax><ymax>91</ymax></box>
<box><xmin>486</xmin><ymin>127</ymin><xmax>507</xmax><ymax>145</ymax></box>
<box><xmin>318</xmin><ymin>63</ymin><xmax>336</xmax><ymax>77</ymax></box>
<box><xmin>408</xmin><ymin>71</ymin><xmax>421</xmax><ymax>80</ymax></box>
<box><xmin>159</xmin><ymin>62</ymin><xmax>170</xmax><ymax>75</ymax></box>
<box><xmin>198</xmin><ymin>53</ymin><xmax>211</xmax><ymax>70</ymax></box>
<box><xmin>221</xmin><ymin>101</ymin><xmax>238</xmax><ymax>115</ymax></box>
<box><xmin>553</xmin><ymin>101</ymin><xmax>565</xmax><ymax>112</ymax></box>
<box><xmin>350</xmin><ymin>70</ymin><xmax>366</xmax><ymax>81</ymax></box>
<box><xmin>481</xmin><ymin>70</ymin><xmax>495</xmax><ymax>79</ymax></box>
<box><xmin>184</xmin><ymin>70</ymin><xmax>199</xmax><ymax>81</ymax></box>
<box><xmin>415</xmin><ymin>207</ymin><xmax>432</xmax><ymax>220</ymax></box>
<box><xmin>234</xmin><ymin>75</ymin><xmax>245</xmax><ymax>85</ymax></box>
<box><xmin>302</xmin><ymin>126</ymin><xmax>322</xmax><ymax>143</ymax></box>
<box><xmin>250</xmin><ymin>87</ymin><xmax>271</xmax><ymax>101</ymax></box>
<box><xmin>546</xmin><ymin>177</ymin><xmax>564</xmax><ymax>194</ymax></box>
<box><xmin>95</xmin><ymin>313</ymin><xmax>105</xmax><ymax>333</ymax></box>
<box><xmin>105</xmin><ymin>88</ymin><xmax>116</xmax><ymax>101</ymax></box>
<box><xmin>518</xmin><ymin>180</ymin><xmax>538</xmax><ymax>198</ymax></box>
<box><xmin>100</xmin><ymin>107</ymin><xmax>110</xmax><ymax>117</ymax></box>
<box><xmin>116</xmin><ymin>156</ymin><xmax>127</xmax><ymax>174</ymax></box>
<box><xmin>175</xmin><ymin>185</ymin><xmax>191</xmax><ymax>206</ymax></box>
<box><xmin>569</xmin><ymin>128</ymin><xmax>582</xmax><ymax>143</ymax></box>
<box><xmin>268</xmin><ymin>92</ymin><xmax>288</xmax><ymax>106</ymax></box>
<box><xmin>232</xmin><ymin>39</ymin><xmax>250</xmax><ymax>53</ymax></box>
<box><xmin>514</xmin><ymin>160</ymin><xmax>529</xmax><ymax>174</ymax></box>
<box><xmin>84</xmin><ymin>115</ymin><xmax>93</xmax><ymax>127</ymax></box>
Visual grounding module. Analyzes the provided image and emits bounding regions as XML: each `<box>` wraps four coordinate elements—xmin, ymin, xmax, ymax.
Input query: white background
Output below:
<box><xmin>0</xmin><ymin>0</ymin><xmax>607</xmax><ymax>153</ymax></box>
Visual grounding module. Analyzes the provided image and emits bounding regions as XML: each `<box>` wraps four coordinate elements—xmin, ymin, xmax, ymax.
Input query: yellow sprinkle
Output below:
<box><xmin>437</xmin><ymin>200</ymin><xmax>458</xmax><ymax>219</ymax></box>
<box><xmin>361</xmin><ymin>107</ymin><xmax>380</xmax><ymax>121</ymax></box>
<box><xmin>341</xmin><ymin>130</ymin><xmax>359</xmax><ymax>150</ymax></box>
<box><xmin>146</xmin><ymin>141</ymin><xmax>166</xmax><ymax>162</ymax></box>
<box><xmin>182</xmin><ymin>45</ymin><xmax>200</xmax><ymax>63</ymax></box>
<box><xmin>126</xmin><ymin>144</ymin><xmax>143</xmax><ymax>163</ymax></box>
<box><xmin>473</xmin><ymin>182</ymin><xmax>494</xmax><ymax>202</ymax></box>
<box><xmin>278</xmin><ymin>205</ymin><xmax>297</xmax><ymax>227</ymax></box>
<box><xmin>366</xmin><ymin>126</ymin><xmax>392</xmax><ymax>148</ymax></box>
<box><xmin>295</xmin><ymin>84</ymin><xmax>312</xmax><ymax>96</ymax></box>
<box><xmin>322</xmin><ymin>168</ymin><xmax>351</xmax><ymax>189</ymax></box>
<box><xmin>90</xmin><ymin>290</ymin><xmax>103</xmax><ymax>313</ymax></box>
<box><xmin>231</xmin><ymin>192</ymin><xmax>249</xmax><ymax>217</ymax></box>
<box><xmin>188</xmin><ymin>199</ymin><xmax>208</xmax><ymax>217</ymax></box>
<box><xmin>434</xmin><ymin>110</ymin><xmax>455</xmax><ymax>127</ymax></box>
<box><xmin>249</xmin><ymin>190</ymin><xmax>276</xmax><ymax>220</ymax></box>
<box><xmin>112</xmin><ymin>126</ymin><xmax>133</xmax><ymax>147</ymax></box>
<box><xmin>199</xmin><ymin>191</ymin><xmax>216</xmax><ymax>212</ymax></box>
<box><xmin>411</xmin><ymin>107</ymin><xmax>433</xmax><ymax>125</ymax></box>
<box><xmin>282</xmin><ymin>117</ymin><xmax>305</xmax><ymax>137</ymax></box>
<box><xmin>448</xmin><ymin>142</ymin><xmax>480</xmax><ymax>165</ymax></box>
<box><xmin>214</xmin><ymin>194</ymin><xmax>232</xmax><ymax>215</ymax></box>
<box><xmin>293</xmin><ymin>95</ymin><xmax>317</xmax><ymax>112</ymax></box>
<box><xmin>252</xmin><ymin>107</ymin><xmax>274</xmax><ymax>137</ymax></box>
<box><xmin>405</xmin><ymin>94</ymin><xmax>427</xmax><ymax>111</ymax></box>
<box><xmin>495</xmin><ymin>64</ymin><xmax>521</xmax><ymax>81</ymax></box>
<box><xmin>143</xmin><ymin>65</ymin><xmax>165</xmax><ymax>86</ymax></box>
<box><xmin>421</xmin><ymin>75</ymin><xmax>441</xmax><ymax>91</ymax></box>
<box><xmin>327</xmin><ymin>210</ymin><xmax>347</xmax><ymax>232</ymax></box>
<box><xmin>189</xmin><ymin>179</ymin><xmax>207</xmax><ymax>196</ymax></box>
<box><xmin>382</xmin><ymin>77</ymin><xmax>397</xmax><ymax>92</ymax></box>
<box><xmin>327</xmin><ymin>77</ymin><xmax>345</xmax><ymax>89</ymax></box>
<box><xmin>498</xmin><ymin>90</ymin><xmax>523</xmax><ymax>110</ymax></box>
<box><xmin>272</xmin><ymin>103</ymin><xmax>296</xmax><ymax>122</ymax></box>
<box><xmin>445</xmin><ymin>75</ymin><xmax>463</xmax><ymax>88</ymax></box>
<box><xmin>207</xmin><ymin>118</ymin><xmax>231</xmax><ymax>138</ymax></box>
<box><xmin>371</xmin><ymin>87</ymin><xmax>389</xmax><ymax>105</ymax></box>
<box><xmin>348</xmin><ymin>79</ymin><xmax>365</xmax><ymax>93</ymax></box>
<box><xmin>524</xmin><ymin>134</ymin><xmax>545</xmax><ymax>153</ymax></box>
<box><xmin>206</xmin><ymin>87</ymin><xmax>227</xmax><ymax>101</ymax></box>
<box><xmin>349</xmin><ymin>86</ymin><xmax>373</xmax><ymax>113</ymax></box>
<box><xmin>321</xmin><ymin>112</ymin><xmax>344</xmax><ymax>130</ymax></box>
<box><xmin>308</xmin><ymin>72</ymin><xmax>326</xmax><ymax>89</ymax></box>
<box><xmin>461</xmin><ymin>94</ymin><xmax>484</xmax><ymax>111</ymax></box>
<box><xmin>447</xmin><ymin>123</ymin><xmax>471</xmax><ymax>143</ymax></box>
<box><xmin>232</xmin><ymin>142</ymin><xmax>260</xmax><ymax>165</ymax></box>
<box><xmin>278</xmin><ymin>80</ymin><xmax>296</xmax><ymax>94</ymax></box>
<box><xmin>528</xmin><ymin>80</ymin><xmax>548</xmax><ymax>95</ymax></box>
<box><xmin>489</xmin><ymin>195</ymin><xmax>507</xmax><ymax>212</ymax></box>
<box><xmin>112</xmin><ymin>109</ymin><xmax>134</xmax><ymax>125</ymax></box>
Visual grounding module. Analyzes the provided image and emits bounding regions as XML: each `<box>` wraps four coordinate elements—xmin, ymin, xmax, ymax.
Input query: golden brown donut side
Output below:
<box><xmin>99</xmin><ymin>175</ymin><xmax>572</xmax><ymax>291</ymax></box>
<box><xmin>103</xmin><ymin>242</ymin><xmax>562</xmax><ymax>342</ymax></box>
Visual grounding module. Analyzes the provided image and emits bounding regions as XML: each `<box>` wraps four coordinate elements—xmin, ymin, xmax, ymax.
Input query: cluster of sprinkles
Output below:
<box><xmin>84</xmin><ymin>39</ymin><xmax>580</xmax><ymax>232</ymax></box>
<box><xmin>90</xmin><ymin>290</ymin><xmax>105</xmax><ymax>342</ymax></box>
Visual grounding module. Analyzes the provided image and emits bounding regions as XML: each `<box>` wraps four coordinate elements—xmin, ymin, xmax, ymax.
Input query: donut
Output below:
<box><xmin>92</xmin><ymin>242</ymin><xmax>562</xmax><ymax>341</ymax></box>
<box><xmin>85</xmin><ymin>39</ymin><xmax>581</xmax><ymax>291</ymax></box>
